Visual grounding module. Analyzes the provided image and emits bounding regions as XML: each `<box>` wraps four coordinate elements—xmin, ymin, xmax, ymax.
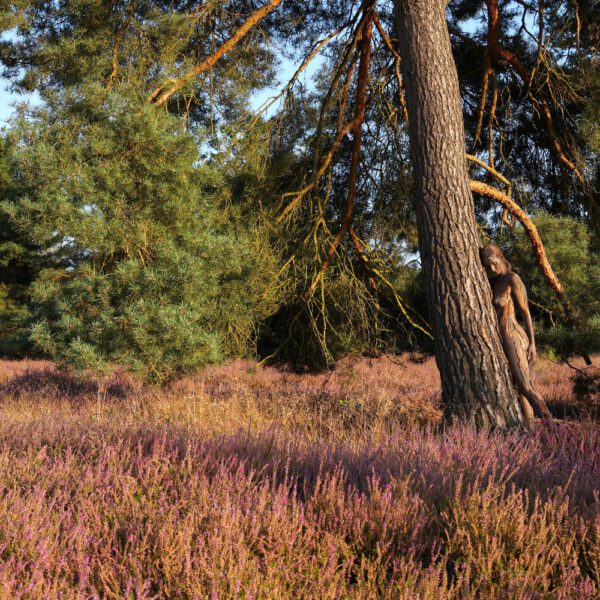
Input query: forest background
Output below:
<box><xmin>0</xmin><ymin>0</ymin><xmax>598</xmax><ymax>384</ymax></box>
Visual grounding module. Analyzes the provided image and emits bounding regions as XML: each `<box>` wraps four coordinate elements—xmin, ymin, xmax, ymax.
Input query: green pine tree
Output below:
<box><xmin>0</xmin><ymin>135</ymin><xmax>46</xmax><ymax>356</ymax></box>
<box><xmin>2</xmin><ymin>83</ymin><xmax>278</xmax><ymax>381</ymax></box>
<box><xmin>504</xmin><ymin>212</ymin><xmax>600</xmax><ymax>358</ymax></box>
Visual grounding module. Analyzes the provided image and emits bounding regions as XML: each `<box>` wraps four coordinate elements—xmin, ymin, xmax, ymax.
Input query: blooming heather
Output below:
<box><xmin>0</xmin><ymin>356</ymin><xmax>598</xmax><ymax>598</ymax></box>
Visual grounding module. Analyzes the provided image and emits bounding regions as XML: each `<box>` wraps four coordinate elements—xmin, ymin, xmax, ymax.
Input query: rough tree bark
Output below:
<box><xmin>393</xmin><ymin>0</ymin><xmax>524</xmax><ymax>428</ymax></box>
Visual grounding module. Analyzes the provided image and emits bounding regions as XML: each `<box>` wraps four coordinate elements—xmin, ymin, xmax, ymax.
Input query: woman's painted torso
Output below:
<box><xmin>492</xmin><ymin>273</ymin><xmax>528</xmax><ymax>352</ymax></box>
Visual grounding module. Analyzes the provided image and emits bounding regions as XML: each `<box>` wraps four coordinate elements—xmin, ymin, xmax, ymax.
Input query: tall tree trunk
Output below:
<box><xmin>393</xmin><ymin>0</ymin><xmax>523</xmax><ymax>428</ymax></box>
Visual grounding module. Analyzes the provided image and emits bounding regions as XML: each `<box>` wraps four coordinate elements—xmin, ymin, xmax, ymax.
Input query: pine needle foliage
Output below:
<box><xmin>2</xmin><ymin>84</ymin><xmax>277</xmax><ymax>381</ymax></box>
<box><xmin>0</xmin><ymin>136</ymin><xmax>44</xmax><ymax>357</ymax></box>
<box><xmin>504</xmin><ymin>212</ymin><xmax>600</xmax><ymax>358</ymax></box>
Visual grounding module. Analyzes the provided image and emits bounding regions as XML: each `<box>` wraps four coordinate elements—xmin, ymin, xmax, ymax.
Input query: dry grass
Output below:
<box><xmin>0</xmin><ymin>354</ymin><xmax>445</xmax><ymax>445</ymax></box>
<box><xmin>0</xmin><ymin>354</ymin><xmax>596</xmax><ymax>443</ymax></box>
<box><xmin>0</xmin><ymin>354</ymin><xmax>598</xmax><ymax>598</ymax></box>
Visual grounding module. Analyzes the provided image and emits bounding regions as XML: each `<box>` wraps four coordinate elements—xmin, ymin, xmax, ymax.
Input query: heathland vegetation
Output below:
<box><xmin>0</xmin><ymin>0</ymin><xmax>598</xmax><ymax>386</ymax></box>
<box><xmin>0</xmin><ymin>0</ymin><xmax>598</xmax><ymax>595</ymax></box>
<box><xmin>0</xmin><ymin>356</ymin><xmax>598</xmax><ymax>597</ymax></box>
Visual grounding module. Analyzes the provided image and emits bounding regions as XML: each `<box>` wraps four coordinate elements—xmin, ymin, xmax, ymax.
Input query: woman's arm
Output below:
<box><xmin>510</xmin><ymin>273</ymin><xmax>537</xmax><ymax>363</ymax></box>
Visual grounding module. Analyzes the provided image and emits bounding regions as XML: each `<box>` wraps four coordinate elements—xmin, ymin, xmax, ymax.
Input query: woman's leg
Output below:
<box><xmin>513</xmin><ymin>372</ymin><xmax>552</xmax><ymax>419</ymax></box>
<box><xmin>502</xmin><ymin>332</ymin><xmax>552</xmax><ymax>421</ymax></box>
<box><xmin>518</xmin><ymin>393</ymin><xmax>535</xmax><ymax>429</ymax></box>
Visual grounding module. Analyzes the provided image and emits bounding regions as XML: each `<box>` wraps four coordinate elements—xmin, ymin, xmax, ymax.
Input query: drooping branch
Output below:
<box><xmin>106</xmin><ymin>0</ymin><xmax>137</xmax><ymax>89</ymax></box>
<box><xmin>322</xmin><ymin>8</ymin><xmax>373</xmax><ymax>267</ymax></box>
<box><xmin>261</xmin><ymin>4</ymin><xmax>376</xmax><ymax>363</ymax></box>
<box><xmin>349</xmin><ymin>228</ymin><xmax>378</xmax><ymax>289</ymax></box>
<box><xmin>302</xmin><ymin>1</ymin><xmax>375</xmax><ymax>298</ymax></box>
<box><xmin>373</xmin><ymin>13</ymin><xmax>408</xmax><ymax>123</ymax></box>
<box><xmin>473</xmin><ymin>55</ymin><xmax>491</xmax><ymax>147</ymax></box>
<box><xmin>147</xmin><ymin>0</ymin><xmax>284</xmax><ymax>107</ymax></box>
<box><xmin>488</xmin><ymin>70</ymin><xmax>498</xmax><ymax>168</ymax></box>
<box><xmin>311</xmin><ymin>7</ymin><xmax>371</xmax><ymax>172</ymax></box>
<box><xmin>276</xmin><ymin>108</ymin><xmax>355</xmax><ymax>223</ymax></box>
<box><xmin>469</xmin><ymin>179</ymin><xmax>564</xmax><ymax>296</ymax></box>
<box><xmin>349</xmin><ymin>229</ymin><xmax>433</xmax><ymax>339</ymax></box>
<box><xmin>276</xmin><ymin>11</ymin><xmax>374</xmax><ymax>224</ymax></box>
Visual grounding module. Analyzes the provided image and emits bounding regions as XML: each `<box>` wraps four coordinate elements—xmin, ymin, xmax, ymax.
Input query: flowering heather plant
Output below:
<box><xmin>0</xmin><ymin>356</ymin><xmax>598</xmax><ymax>598</ymax></box>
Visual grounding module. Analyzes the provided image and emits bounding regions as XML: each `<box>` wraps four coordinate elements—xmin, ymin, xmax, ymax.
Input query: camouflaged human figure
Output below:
<box><xmin>480</xmin><ymin>244</ymin><xmax>553</xmax><ymax>429</ymax></box>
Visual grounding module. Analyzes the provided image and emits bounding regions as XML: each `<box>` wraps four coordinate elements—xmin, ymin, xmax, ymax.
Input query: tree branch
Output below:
<box><xmin>373</xmin><ymin>13</ymin><xmax>408</xmax><ymax>123</ymax></box>
<box><xmin>106</xmin><ymin>0</ymin><xmax>137</xmax><ymax>89</ymax></box>
<box><xmin>147</xmin><ymin>0</ymin><xmax>284</xmax><ymax>107</ymax></box>
<box><xmin>483</xmin><ymin>0</ymin><xmax>585</xmax><ymax>185</ymax></box>
<box><xmin>469</xmin><ymin>179</ymin><xmax>564</xmax><ymax>296</ymax></box>
<box><xmin>301</xmin><ymin>1</ymin><xmax>375</xmax><ymax>298</ymax></box>
<box><xmin>248</xmin><ymin>18</ymin><xmax>355</xmax><ymax>128</ymax></box>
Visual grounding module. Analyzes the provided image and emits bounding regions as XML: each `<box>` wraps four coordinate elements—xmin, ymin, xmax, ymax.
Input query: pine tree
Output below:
<box><xmin>0</xmin><ymin>135</ymin><xmax>45</xmax><ymax>356</ymax></box>
<box><xmin>504</xmin><ymin>212</ymin><xmax>600</xmax><ymax>358</ymax></box>
<box><xmin>2</xmin><ymin>84</ymin><xmax>278</xmax><ymax>381</ymax></box>
<box><xmin>1</xmin><ymin>0</ymin><xmax>596</xmax><ymax>422</ymax></box>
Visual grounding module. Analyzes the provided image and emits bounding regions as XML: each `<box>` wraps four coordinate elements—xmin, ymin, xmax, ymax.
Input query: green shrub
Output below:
<box><xmin>2</xmin><ymin>84</ymin><xmax>278</xmax><ymax>381</ymax></box>
<box><xmin>504</xmin><ymin>212</ymin><xmax>600</xmax><ymax>357</ymax></box>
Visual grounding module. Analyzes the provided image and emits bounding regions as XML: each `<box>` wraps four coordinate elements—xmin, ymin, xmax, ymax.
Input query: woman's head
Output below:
<box><xmin>480</xmin><ymin>244</ymin><xmax>512</xmax><ymax>276</ymax></box>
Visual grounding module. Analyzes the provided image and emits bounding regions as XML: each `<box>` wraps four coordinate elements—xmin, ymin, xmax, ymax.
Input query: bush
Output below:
<box><xmin>504</xmin><ymin>212</ymin><xmax>600</xmax><ymax>357</ymax></box>
<box><xmin>2</xmin><ymin>84</ymin><xmax>278</xmax><ymax>381</ymax></box>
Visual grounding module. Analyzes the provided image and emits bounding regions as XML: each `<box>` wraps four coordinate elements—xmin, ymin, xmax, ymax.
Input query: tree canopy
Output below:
<box><xmin>2</xmin><ymin>84</ymin><xmax>279</xmax><ymax>381</ymax></box>
<box><xmin>0</xmin><ymin>0</ymin><xmax>597</xmax><ymax>383</ymax></box>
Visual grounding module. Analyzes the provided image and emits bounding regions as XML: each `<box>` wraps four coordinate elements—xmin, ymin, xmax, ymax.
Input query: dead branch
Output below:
<box><xmin>147</xmin><ymin>0</ymin><xmax>284</xmax><ymax>107</ymax></box>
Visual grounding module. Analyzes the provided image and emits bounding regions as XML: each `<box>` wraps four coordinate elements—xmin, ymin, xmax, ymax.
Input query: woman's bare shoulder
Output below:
<box><xmin>507</xmin><ymin>271</ymin><xmax>525</xmax><ymax>287</ymax></box>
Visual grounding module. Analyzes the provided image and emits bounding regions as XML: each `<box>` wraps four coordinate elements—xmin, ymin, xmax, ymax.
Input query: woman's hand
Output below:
<box><xmin>527</xmin><ymin>342</ymin><xmax>537</xmax><ymax>364</ymax></box>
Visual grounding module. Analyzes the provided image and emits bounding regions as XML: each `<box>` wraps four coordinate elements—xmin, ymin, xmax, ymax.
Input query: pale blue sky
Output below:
<box><xmin>0</xmin><ymin>79</ymin><xmax>43</xmax><ymax>126</ymax></box>
<box><xmin>0</xmin><ymin>78</ymin><xmax>18</xmax><ymax>125</ymax></box>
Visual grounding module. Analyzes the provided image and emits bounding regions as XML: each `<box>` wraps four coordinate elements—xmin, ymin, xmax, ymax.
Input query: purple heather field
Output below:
<box><xmin>0</xmin><ymin>355</ymin><xmax>598</xmax><ymax>598</ymax></box>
